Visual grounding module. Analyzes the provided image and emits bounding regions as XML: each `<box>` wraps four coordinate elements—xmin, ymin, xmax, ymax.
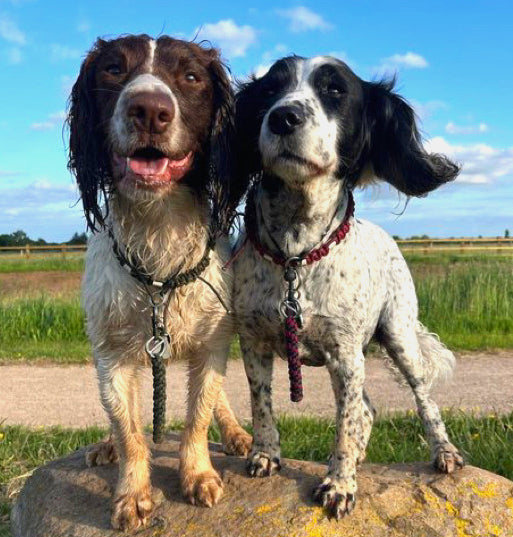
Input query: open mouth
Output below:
<box><xmin>113</xmin><ymin>147</ymin><xmax>193</xmax><ymax>186</ymax></box>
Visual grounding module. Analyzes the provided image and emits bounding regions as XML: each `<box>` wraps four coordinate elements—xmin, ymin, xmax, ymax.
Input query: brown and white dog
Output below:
<box><xmin>67</xmin><ymin>35</ymin><xmax>251</xmax><ymax>530</ymax></box>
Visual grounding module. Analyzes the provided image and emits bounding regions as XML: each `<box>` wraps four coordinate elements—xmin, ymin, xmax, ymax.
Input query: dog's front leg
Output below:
<box><xmin>180</xmin><ymin>352</ymin><xmax>226</xmax><ymax>507</ymax></box>
<box><xmin>313</xmin><ymin>351</ymin><xmax>365</xmax><ymax>519</ymax></box>
<box><xmin>96</xmin><ymin>360</ymin><xmax>152</xmax><ymax>531</ymax></box>
<box><xmin>241</xmin><ymin>339</ymin><xmax>281</xmax><ymax>477</ymax></box>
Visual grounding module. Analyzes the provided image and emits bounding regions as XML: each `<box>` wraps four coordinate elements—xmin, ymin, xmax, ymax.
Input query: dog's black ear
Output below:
<box><xmin>359</xmin><ymin>79</ymin><xmax>460</xmax><ymax>195</ymax></box>
<box><xmin>234</xmin><ymin>77</ymin><xmax>262</xmax><ymax>182</ymax></box>
<box><xmin>67</xmin><ymin>39</ymin><xmax>110</xmax><ymax>232</ymax></box>
<box><xmin>206</xmin><ymin>52</ymin><xmax>244</xmax><ymax>235</ymax></box>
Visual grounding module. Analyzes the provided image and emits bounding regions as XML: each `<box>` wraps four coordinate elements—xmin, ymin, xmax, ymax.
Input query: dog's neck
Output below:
<box><xmin>108</xmin><ymin>186</ymin><xmax>210</xmax><ymax>280</ymax></box>
<box><xmin>253</xmin><ymin>174</ymin><xmax>348</xmax><ymax>259</ymax></box>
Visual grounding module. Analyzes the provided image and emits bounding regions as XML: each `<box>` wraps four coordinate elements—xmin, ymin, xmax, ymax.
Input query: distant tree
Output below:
<box><xmin>68</xmin><ymin>232</ymin><xmax>88</xmax><ymax>245</ymax></box>
<box><xmin>392</xmin><ymin>235</ymin><xmax>401</xmax><ymax>241</ymax></box>
<box><xmin>505</xmin><ymin>229</ymin><xmax>510</xmax><ymax>238</ymax></box>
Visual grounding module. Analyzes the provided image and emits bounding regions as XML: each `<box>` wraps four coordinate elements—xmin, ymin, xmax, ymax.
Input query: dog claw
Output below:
<box><xmin>183</xmin><ymin>470</ymin><xmax>224</xmax><ymax>508</ymax></box>
<box><xmin>433</xmin><ymin>444</ymin><xmax>465</xmax><ymax>474</ymax></box>
<box><xmin>313</xmin><ymin>481</ymin><xmax>356</xmax><ymax>519</ymax></box>
<box><xmin>246</xmin><ymin>451</ymin><xmax>281</xmax><ymax>477</ymax></box>
<box><xmin>111</xmin><ymin>490</ymin><xmax>153</xmax><ymax>531</ymax></box>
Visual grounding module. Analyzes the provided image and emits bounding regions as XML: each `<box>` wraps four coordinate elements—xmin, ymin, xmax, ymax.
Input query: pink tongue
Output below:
<box><xmin>128</xmin><ymin>157</ymin><xmax>169</xmax><ymax>176</ymax></box>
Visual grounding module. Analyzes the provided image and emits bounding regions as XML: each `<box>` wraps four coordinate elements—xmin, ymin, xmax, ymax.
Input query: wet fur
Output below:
<box><xmin>67</xmin><ymin>35</ymin><xmax>251</xmax><ymax>530</ymax></box>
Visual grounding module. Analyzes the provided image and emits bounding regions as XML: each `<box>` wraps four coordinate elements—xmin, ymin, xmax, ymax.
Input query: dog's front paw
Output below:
<box><xmin>111</xmin><ymin>489</ymin><xmax>153</xmax><ymax>531</ymax></box>
<box><xmin>223</xmin><ymin>427</ymin><xmax>253</xmax><ymax>457</ymax></box>
<box><xmin>183</xmin><ymin>469</ymin><xmax>224</xmax><ymax>508</ymax></box>
<box><xmin>86</xmin><ymin>438</ymin><xmax>118</xmax><ymax>467</ymax></box>
<box><xmin>246</xmin><ymin>451</ymin><xmax>281</xmax><ymax>477</ymax></box>
<box><xmin>312</xmin><ymin>477</ymin><xmax>357</xmax><ymax>520</ymax></box>
<box><xmin>433</xmin><ymin>443</ymin><xmax>465</xmax><ymax>474</ymax></box>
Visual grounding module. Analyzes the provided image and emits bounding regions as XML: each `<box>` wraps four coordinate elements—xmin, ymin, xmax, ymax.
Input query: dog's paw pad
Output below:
<box><xmin>86</xmin><ymin>440</ymin><xmax>118</xmax><ymax>467</ymax></box>
<box><xmin>246</xmin><ymin>451</ymin><xmax>281</xmax><ymax>478</ymax></box>
<box><xmin>433</xmin><ymin>444</ymin><xmax>465</xmax><ymax>474</ymax></box>
<box><xmin>111</xmin><ymin>490</ymin><xmax>153</xmax><ymax>531</ymax></box>
<box><xmin>312</xmin><ymin>479</ymin><xmax>356</xmax><ymax>519</ymax></box>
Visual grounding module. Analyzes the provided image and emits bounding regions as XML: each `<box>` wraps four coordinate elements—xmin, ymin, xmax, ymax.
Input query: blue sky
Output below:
<box><xmin>0</xmin><ymin>0</ymin><xmax>511</xmax><ymax>241</ymax></box>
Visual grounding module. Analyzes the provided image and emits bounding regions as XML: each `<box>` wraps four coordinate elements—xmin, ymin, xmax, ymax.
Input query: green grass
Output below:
<box><xmin>0</xmin><ymin>253</ymin><xmax>511</xmax><ymax>361</ymax></box>
<box><xmin>1</xmin><ymin>412</ymin><xmax>513</xmax><ymax>536</ymax></box>
<box><xmin>0</xmin><ymin>297</ymin><xmax>90</xmax><ymax>363</ymax></box>
<box><xmin>415</xmin><ymin>260</ymin><xmax>513</xmax><ymax>349</ymax></box>
<box><xmin>0</xmin><ymin>255</ymin><xmax>84</xmax><ymax>273</ymax></box>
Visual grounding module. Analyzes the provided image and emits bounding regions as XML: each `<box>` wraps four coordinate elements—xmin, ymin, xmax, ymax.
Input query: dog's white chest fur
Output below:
<box><xmin>234</xmin><ymin>219</ymin><xmax>401</xmax><ymax>364</ymax></box>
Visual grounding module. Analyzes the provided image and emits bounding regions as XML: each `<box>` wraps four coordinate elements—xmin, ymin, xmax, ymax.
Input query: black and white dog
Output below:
<box><xmin>233</xmin><ymin>56</ymin><xmax>463</xmax><ymax>519</ymax></box>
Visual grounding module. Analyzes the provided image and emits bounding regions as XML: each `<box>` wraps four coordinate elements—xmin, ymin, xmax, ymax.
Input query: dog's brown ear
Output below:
<box><xmin>67</xmin><ymin>39</ymin><xmax>110</xmax><ymax>232</ymax></box>
<box><xmin>205</xmin><ymin>50</ymin><xmax>244</xmax><ymax>236</ymax></box>
<box><xmin>358</xmin><ymin>79</ymin><xmax>460</xmax><ymax>195</ymax></box>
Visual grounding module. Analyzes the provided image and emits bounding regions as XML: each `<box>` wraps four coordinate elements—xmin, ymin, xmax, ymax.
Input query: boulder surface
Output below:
<box><xmin>11</xmin><ymin>433</ymin><xmax>513</xmax><ymax>537</ymax></box>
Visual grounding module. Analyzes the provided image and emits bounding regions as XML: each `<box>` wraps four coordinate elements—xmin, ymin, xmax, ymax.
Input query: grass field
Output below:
<box><xmin>1</xmin><ymin>411</ymin><xmax>513</xmax><ymax>536</ymax></box>
<box><xmin>0</xmin><ymin>252</ymin><xmax>511</xmax><ymax>362</ymax></box>
<box><xmin>0</xmin><ymin>255</ymin><xmax>84</xmax><ymax>273</ymax></box>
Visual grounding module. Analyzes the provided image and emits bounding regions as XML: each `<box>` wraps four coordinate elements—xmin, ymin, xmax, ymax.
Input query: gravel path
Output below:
<box><xmin>2</xmin><ymin>352</ymin><xmax>513</xmax><ymax>427</ymax></box>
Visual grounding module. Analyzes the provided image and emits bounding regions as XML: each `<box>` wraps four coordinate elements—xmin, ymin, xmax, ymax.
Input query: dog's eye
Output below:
<box><xmin>326</xmin><ymin>84</ymin><xmax>344</xmax><ymax>96</ymax></box>
<box><xmin>105</xmin><ymin>64</ymin><xmax>122</xmax><ymax>76</ymax></box>
<box><xmin>185</xmin><ymin>72</ymin><xmax>199</xmax><ymax>83</ymax></box>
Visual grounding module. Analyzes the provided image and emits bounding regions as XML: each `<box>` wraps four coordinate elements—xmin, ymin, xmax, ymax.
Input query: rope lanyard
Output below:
<box><xmin>245</xmin><ymin>190</ymin><xmax>355</xmax><ymax>403</ymax></box>
<box><xmin>109</xmin><ymin>229</ymin><xmax>215</xmax><ymax>443</ymax></box>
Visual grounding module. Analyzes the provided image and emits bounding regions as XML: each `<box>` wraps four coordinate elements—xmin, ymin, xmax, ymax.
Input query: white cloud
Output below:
<box><xmin>30</xmin><ymin>111</ymin><xmax>66</xmax><ymax>131</ymax></box>
<box><xmin>196</xmin><ymin>19</ymin><xmax>257</xmax><ymax>58</ymax></box>
<box><xmin>328</xmin><ymin>51</ymin><xmax>356</xmax><ymax>69</ymax></box>
<box><xmin>0</xmin><ymin>180</ymin><xmax>83</xmax><ymax>241</ymax></box>
<box><xmin>7</xmin><ymin>46</ymin><xmax>21</xmax><ymax>64</ymax></box>
<box><xmin>0</xmin><ymin>13</ymin><xmax>26</xmax><ymax>44</ymax></box>
<box><xmin>277</xmin><ymin>6</ymin><xmax>333</xmax><ymax>33</ymax></box>
<box><xmin>253</xmin><ymin>43</ymin><xmax>288</xmax><ymax>77</ymax></box>
<box><xmin>379</xmin><ymin>51</ymin><xmax>428</xmax><ymax>71</ymax></box>
<box><xmin>445</xmin><ymin>121</ymin><xmax>489</xmax><ymax>135</ymax></box>
<box><xmin>50</xmin><ymin>44</ymin><xmax>81</xmax><ymax>61</ymax></box>
<box><xmin>411</xmin><ymin>100</ymin><xmax>447</xmax><ymax>121</ymax></box>
<box><xmin>426</xmin><ymin>137</ymin><xmax>513</xmax><ymax>185</ymax></box>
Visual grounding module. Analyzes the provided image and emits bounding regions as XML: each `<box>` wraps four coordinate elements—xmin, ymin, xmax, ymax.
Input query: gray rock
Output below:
<box><xmin>12</xmin><ymin>433</ymin><xmax>513</xmax><ymax>537</ymax></box>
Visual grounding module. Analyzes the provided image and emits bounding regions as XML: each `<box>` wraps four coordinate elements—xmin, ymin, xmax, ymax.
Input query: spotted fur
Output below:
<box><xmin>234</xmin><ymin>55</ymin><xmax>463</xmax><ymax>520</ymax></box>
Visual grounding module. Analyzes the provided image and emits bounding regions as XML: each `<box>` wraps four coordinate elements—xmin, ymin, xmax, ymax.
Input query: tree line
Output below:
<box><xmin>0</xmin><ymin>230</ymin><xmax>87</xmax><ymax>247</ymax></box>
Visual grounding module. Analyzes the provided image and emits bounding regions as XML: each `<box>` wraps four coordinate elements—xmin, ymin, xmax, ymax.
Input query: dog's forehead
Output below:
<box><xmin>292</xmin><ymin>56</ymin><xmax>346</xmax><ymax>89</ymax></box>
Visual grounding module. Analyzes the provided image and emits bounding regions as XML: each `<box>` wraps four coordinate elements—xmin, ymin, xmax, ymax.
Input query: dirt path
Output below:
<box><xmin>1</xmin><ymin>352</ymin><xmax>513</xmax><ymax>427</ymax></box>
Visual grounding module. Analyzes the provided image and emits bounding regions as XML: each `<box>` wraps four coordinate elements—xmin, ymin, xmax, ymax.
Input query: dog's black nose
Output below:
<box><xmin>268</xmin><ymin>105</ymin><xmax>305</xmax><ymax>136</ymax></box>
<box><xmin>127</xmin><ymin>92</ymin><xmax>175</xmax><ymax>134</ymax></box>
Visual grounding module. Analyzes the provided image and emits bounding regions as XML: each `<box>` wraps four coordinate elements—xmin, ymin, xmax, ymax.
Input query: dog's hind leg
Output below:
<box><xmin>380</xmin><ymin>322</ymin><xmax>464</xmax><ymax>473</ymax></box>
<box><xmin>86</xmin><ymin>433</ymin><xmax>119</xmax><ymax>467</ymax></box>
<box><xmin>356</xmin><ymin>390</ymin><xmax>375</xmax><ymax>465</ymax></box>
<box><xmin>241</xmin><ymin>340</ymin><xmax>281</xmax><ymax>478</ymax></box>
<box><xmin>96</xmin><ymin>360</ymin><xmax>153</xmax><ymax>531</ymax></box>
<box><xmin>214</xmin><ymin>388</ymin><xmax>252</xmax><ymax>456</ymax></box>
<box><xmin>180</xmin><ymin>351</ymin><xmax>227</xmax><ymax>507</ymax></box>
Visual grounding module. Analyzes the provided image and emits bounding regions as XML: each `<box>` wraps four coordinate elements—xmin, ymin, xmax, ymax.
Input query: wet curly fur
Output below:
<box><xmin>67</xmin><ymin>35</ymin><xmax>251</xmax><ymax>530</ymax></box>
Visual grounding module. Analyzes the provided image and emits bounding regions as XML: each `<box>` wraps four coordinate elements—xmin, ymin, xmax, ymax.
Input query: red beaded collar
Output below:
<box><xmin>245</xmin><ymin>190</ymin><xmax>355</xmax><ymax>268</ymax></box>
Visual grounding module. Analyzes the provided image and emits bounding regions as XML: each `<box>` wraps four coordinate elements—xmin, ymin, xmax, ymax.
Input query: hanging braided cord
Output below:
<box><xmin>245</xmin><ymin>189</ymin><xmax>355</xmax><ymax>403</ymax></box>
<box><xmin>109</xmin><ymin>228</ymin><xmax>215</xmax><ymax>443</ymax></box>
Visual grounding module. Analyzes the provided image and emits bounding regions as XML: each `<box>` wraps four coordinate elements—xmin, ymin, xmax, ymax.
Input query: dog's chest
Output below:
<box><xmin>233</xmin><ymin>239</ymin><xmax>370</xmax><ymax>360</ymax></box>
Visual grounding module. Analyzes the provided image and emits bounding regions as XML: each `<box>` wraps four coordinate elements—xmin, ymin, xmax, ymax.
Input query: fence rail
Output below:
<box><xmin>1</xmin><ymin>239</ymin><xmax>513</xmax><ymax>258</ymax></box>
<box><xmin>0</xmin><ymin>244</ymin><xmax>87</xmax><ymax>258</ymax></box>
